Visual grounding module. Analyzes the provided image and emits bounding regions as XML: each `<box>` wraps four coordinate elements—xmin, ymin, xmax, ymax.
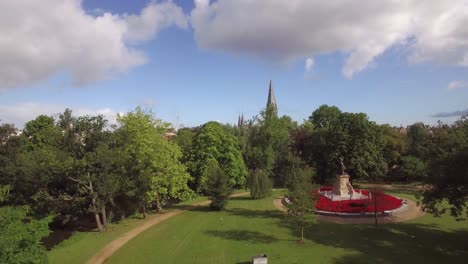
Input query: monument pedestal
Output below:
<box><xmin>332</xmin><ymin>174</ymin><xmax>354</xmax><ymax>196</ymax></box>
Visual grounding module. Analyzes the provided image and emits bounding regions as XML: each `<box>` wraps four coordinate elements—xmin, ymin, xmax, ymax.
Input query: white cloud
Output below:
<box><xmin>448</xmin><ymin>80</ymin><xmax>467</xmax><ymax>90</ymax></box>
<box><xmin>305</xmin><ymin>58</ymin><xmax>314</xmax><ymax>73</ymax></box>
<box><xmin>0</xmin><ymin>0</ymin><xmax>187</xmax><ymax>91</ymax></box>
<box><xmin>0</xmin><ymin>102</ymin><xmax>121</xmax><ymax>128</ymax></box>
<box><xmin>191</xmin><ymin>0</ymin><xmax>468</xmax><ymax>78</ymax></box>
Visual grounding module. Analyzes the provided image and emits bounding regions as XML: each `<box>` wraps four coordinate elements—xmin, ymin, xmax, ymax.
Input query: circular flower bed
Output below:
<box><xmin>313</xmin><ymin>186</ymin><xmax>403</xmax><ymax>214</ymax></box>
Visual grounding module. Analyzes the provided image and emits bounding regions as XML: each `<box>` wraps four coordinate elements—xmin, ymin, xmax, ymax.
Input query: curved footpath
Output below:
<box><xmin>86</xmin><ymin>192</ymin><xmax>249</xmax><ymax>264</ymax></box>
<box><xmin>273</xmin><ymin>196</ymin><xmax>425</xmax><ymax>224</ymax></box>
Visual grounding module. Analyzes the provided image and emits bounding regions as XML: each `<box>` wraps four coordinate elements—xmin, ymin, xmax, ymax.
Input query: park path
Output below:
<box><xmin>86</xmin><ymin>192</ymin><xmax>249</xmax><ymax>264</ymax></box>
<box><xmin>273</xmin><ymin>196</ymin><xmax>425</xmax><ymax>224</ymax></box>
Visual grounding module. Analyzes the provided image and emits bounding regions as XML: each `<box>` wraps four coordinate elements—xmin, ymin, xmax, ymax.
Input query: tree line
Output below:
<box><xmin>1</xmin><ymin>104</ymin><xmax>467</xmax><ymax>262</ymax></box>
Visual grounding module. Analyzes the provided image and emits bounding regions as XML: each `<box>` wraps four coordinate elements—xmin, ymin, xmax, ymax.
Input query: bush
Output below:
<box><xmin>249</xmin><ymin>169</ymin><xmax>272</xmax><ymax>199</ymax></box>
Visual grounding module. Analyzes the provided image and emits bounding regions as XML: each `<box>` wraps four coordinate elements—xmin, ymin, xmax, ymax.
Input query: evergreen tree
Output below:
<box><xmin>249</xmin><ymin>169</ymin><xmax>272</xmax><ymax>199</ymax></box>
<box><xmin>205</xmin><ymin>161</ymin><xmax>232</xmax><ymax>211</ymax></box>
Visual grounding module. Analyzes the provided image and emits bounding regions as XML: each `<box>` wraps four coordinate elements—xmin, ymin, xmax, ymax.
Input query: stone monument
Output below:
<box><xmin>332</xmin><ymin>158</ymin><xmax>354</xmax><ymax>196</ymax></box>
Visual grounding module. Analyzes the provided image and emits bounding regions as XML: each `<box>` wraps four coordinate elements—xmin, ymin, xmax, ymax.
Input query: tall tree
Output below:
<box><xmin>245</xmin><ymin>106</ymin><xmax>297</xmax><ymax>186</ymax></box>
<box><xmin>117</xmin><ymin>107</ymin><xmax>193</xmax><ymax>215</ymax></box>
<box><xmin>188</xmin><ymin>121</ymin><xmax>248</xmax><ymax>193</ymax></box>
<box><xmin>249</xmin><ymin>169</ymin><xmax>272</xmax><ymax>199</ymax></box>
<box><xmin>205</xmin><ymin>161</ymin><xmax>232</xmax><ymax>211</ymax></box>
<box><xmin>286</xmin><ymin>167</ymin><xmax>317</xmax><ymax>243</ymax></box>
<box><xmin>302</xmin><ymin>105</ymin><xmax>387</xmax><ymax>183</ymax></box>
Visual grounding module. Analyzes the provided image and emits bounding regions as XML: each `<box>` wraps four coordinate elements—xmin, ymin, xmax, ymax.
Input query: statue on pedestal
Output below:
<box><xmin>332</xmin><ymin>158</ymin><xmax>354</xmax><ymax>197</ymax></box>
<box><xmin>340</xmin><ymin>157</ymin><xmax>346</xmax><ymax>175</ymax></box>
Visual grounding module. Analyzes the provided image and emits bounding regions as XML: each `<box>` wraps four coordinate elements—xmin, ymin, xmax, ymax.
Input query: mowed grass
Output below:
<box><xmin>47</xmin><ymin>195</ymin><xmax>211</xmax><ymax>264</ymax></box>
<box><xmin>107</xmin><ymin>190</ymin><xmax>468</xmax><ymax>264</ymax></box>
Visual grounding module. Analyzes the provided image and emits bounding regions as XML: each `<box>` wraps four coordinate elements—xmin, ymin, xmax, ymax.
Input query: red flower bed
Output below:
<box><xmin>314</xmin><ymin>186</ymin><xmax>402</xmax><ymax>213</ymax></box>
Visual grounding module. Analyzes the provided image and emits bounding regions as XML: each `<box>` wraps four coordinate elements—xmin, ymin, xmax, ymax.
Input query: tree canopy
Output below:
<box><xmin>187</xmin><ymin>121</ymin><xmax>248</xmax><ymax>193</ymax></box>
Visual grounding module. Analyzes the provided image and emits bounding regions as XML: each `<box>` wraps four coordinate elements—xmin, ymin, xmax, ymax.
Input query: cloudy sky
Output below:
<box><xmin>1</xmin><ymin>0</ymin><xmax>468</xmax><ymax>128</ymax></box>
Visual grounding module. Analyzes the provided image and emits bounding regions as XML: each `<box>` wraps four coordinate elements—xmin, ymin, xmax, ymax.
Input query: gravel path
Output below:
<box><xmin>86</xmin><ymin>192</ymin><xmax>249</xmax><ymax>264</ymax></box>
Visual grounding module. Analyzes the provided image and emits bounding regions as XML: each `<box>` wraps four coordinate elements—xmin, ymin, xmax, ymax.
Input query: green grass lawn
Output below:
<box><xmin>106</xmin><ymin>190</ymin><xmax>468</xmax><ymax>264</ymax></box>
<box><xmin>47</xmin><ymin>195</ymin><xmax>213</xmax><ymax>264</ymax></box>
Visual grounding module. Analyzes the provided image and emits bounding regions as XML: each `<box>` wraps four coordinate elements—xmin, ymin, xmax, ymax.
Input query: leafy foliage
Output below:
<box><xmin>286</xmin><ymin>167</ymin><xmax>317</xmax><ymax>242</ymax></box>
<box><xmin>301</xmin><ymin>105</ymin><xmax>387</xmax><ymax>183</ymax></box>
<box><xmin>390</xmin><ymin>156</ymin><xmax>427</xmax><ymax>182</ymax></box>
<box><xmin>249</xmin><ymin>169</ymin><xmax>272</xmax><ymax>199</ymax></box>
<box><xmin>0</xmin><ymin>186</ymin><xmax>51</xmax><ymax>264</ymax></box>
<box><xmin>188</xmin><ymin>121</ymin><xmax>247</xmax><ymax>193</ymax></box>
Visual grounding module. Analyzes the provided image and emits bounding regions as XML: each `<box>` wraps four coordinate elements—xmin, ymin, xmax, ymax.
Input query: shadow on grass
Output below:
<box><xmin>226</xmin><ymin>208</ymin><xmax>284</xmax><ymax>219</ymax></box>
<box><xmin>279</xmin><ymin>220</ymin><xmax>468</xmax><ymax>264</ymax></box>
<box><xmin>206</xmin><ymin>230</ymin><xmax>278</xmax><ymax>244</ymax></box>
<box><xmin>229</xmin><ymin>196</ymin><xmax>254</xmax><ymax>201</ymax></box>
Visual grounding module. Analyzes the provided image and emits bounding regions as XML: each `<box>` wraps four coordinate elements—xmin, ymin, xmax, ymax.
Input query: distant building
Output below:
<box><xmin>237</xmin><ymin>80</ymin><xmax>278</xmax><ymax>127</ymax></box>
<box><xmin>397</xmin><ymin>126</ymin><xmax>407</xmax><ymax>135</ymax></box>
<box><xmin>237</xmin><ymin>114</ymin><xmax>245</xmax><ymax>127</ymax></box>
<box><xmin>266</xmin><ymin>80</ymin><xmax>278</xmax><ymax>115</ymax></box>
<box><xmin>164</xmin><ymin>129</ymin><xmax>177</xmax><ymax>140</ymax></box>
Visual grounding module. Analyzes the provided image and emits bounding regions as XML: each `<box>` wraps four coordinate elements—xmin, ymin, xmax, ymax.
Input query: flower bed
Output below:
<box><xmin>314</xmin><ymin>186</ymin><xmax>402</xmax><ymax>213</ymax></box>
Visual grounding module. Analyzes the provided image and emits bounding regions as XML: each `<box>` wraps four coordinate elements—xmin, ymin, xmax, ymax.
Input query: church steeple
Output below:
<box><xmin>266</xmin><ymin>80</ymin><xmax>277</xmax><ymax>114</ymax></box>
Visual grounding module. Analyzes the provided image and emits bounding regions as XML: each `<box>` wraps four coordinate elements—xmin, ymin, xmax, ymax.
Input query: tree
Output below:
<box><xmin>303</xmin><ymin>106</ymin><xmax>387</xmax><ymax>183</ymax></box>
<box><xmin>390</xmin><ymin>156</ymin><xmax>427</xmax><ymax>182</ymax></box>
<box><xmin>188</xmin><ymin>121</ymin><xmax>248</xmax><ymax>193</ymax></box>
<box><xmin>407</xmin><ymin>122</ymin><xmax>432</xmax><ymax>160</ymax></box>
<box><xmin>117</xmin><ymin>107</ymin><xmax>193</xmax><ymax>216</ymax></box>
<box><xmin>205</xmin><ymin>161</ymin><xmax>232</xmax><ymax>210</ymax></box>
<box><xmin>175</xmin><ymin>127</ymin><xmax>195</xmax><ymax>163</ymax></box>
<box><xmin>309</xmin><ymin>104</ymin><xmax>341</xmax><ymax>129</ymax></box>
<box><xmin>0</xmin><ymin>186</ymin><xmax>52</xmax><ymax>264</ymax></box>
<box><xmin>421</xmin><ymin>146</ymin><xmax>468</xmax><ymax>220</ymax></box>
<box><xmin>249</xmin><ymin>169</ymin><xmax>272</xmax><ymax>199</ymax></box>
<box><xmin>23</xmin><ymin>115</ymin><xmax>59</xmax><ymax>150</ymax></box>
<box><xmin>286</xmin><ymin>167</ymin><xmax>316</xmax><ymax>243</ymax></box>
<box><xmin>244</xmin><ymin>106</ymin><xmax>297</xmax><ymax>186</ymax></box>
<box><xmin>417</xmin><ymin>116</ymin><xmax>468</xmax><ymax>220</ymax></box>
<box><xmin>381</xmin><ymin>124</ymin><xmax>408</xmax><ymax>168</ymax></box>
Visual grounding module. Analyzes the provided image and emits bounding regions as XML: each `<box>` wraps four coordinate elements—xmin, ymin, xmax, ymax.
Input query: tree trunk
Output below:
<box><xmin>94</xmin><ymin>213</ymin><xmax>103</xmax><ymax>231</ymax></box>
<box><xmin>142</xmin><ymin>204</ymin><xmax>147</xmax><ymax>219</ymax></box>
<box><xmin>101</xmin><ymin>206</ymin><xmax>108</xmax><ymax>226</ymax></box>
<box><xmin>301</xmin><ymin>226</ymin><xmax>304</xmax><ymax>242</ymax></box>
<box><xmin>155</xmin><ymin>198</ymin><xmax>162</xmax><ymax>213</ymax></box>
<box><xmin>87</xmin><ymin>172</ymin><xmax>103</xmax><ymax>231</ymax></box>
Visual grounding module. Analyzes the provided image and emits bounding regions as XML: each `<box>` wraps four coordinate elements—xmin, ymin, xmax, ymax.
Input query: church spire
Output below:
<box><xmin>267</xmin><ymin>80</ymin><xmax>277</xmax><ymax>114</ymax></box>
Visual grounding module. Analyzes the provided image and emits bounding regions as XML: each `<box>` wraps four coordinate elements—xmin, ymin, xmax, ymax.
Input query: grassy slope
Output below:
<box><xmin>47</xmin><ymin>196</ymin><xmax>210</xmax><ymax>264</ymax></box>
<box><xmin>107</xmin><ymin>190</ymin><xmax>468</xmax><ymax>264</ymax></box>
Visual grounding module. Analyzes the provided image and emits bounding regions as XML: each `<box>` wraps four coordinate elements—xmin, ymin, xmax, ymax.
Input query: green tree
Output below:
<box><xmin>188</xmin><ymin>121</ymin><xmax>248</xmax><ymax>193</ymax></box>
<box><xmin>391</xmin><ymin>156</ymin><xmax>427</xmax><ymax>182</ymax></box>
<box><xmin>245</xmin><ymin>106</ymin><xmax>297</xmax><ymax>186</ymax></box>
<box><xmin>309</xmin><ymin>104</ymin><xmax>341</xmax><ymax>129</ymax></box>
<box><xmin>23</xmin><ymin>115</ymin><xmax>59</xmax><ymax>150</ymax></box>
<box><xmin>0</xmin><ymin>186</ymin><xmax>52</xmax><ymax>264</ymax></box>
<box><xmin>303</xmin><ymin>106</ymin><xmax>387</xmax><ymax>183</ymax></box>
<box><xmin>249</xmin><ymin>169</ymin><xmax>272</xmax><ymax>199</ymax></box>
<box><xmin>174</xmin><ymin>127</ymin><xmax>195</xmax><ymax>162</ymax></box>
<box><xmin>421</xmin><ymin>146</ymin><xmax>468</xmax><ymax>220</ymax></box>
<box><xmin>205</xmin><ymin>161</ymin><xmax>232</xmax><ymax>210</ymax></box>
<box><xmin>286</xmin><ymin>167</ymin><xmax>317</xmax><ymax>243</ymax></box>
<box><xmin>381</xmin><ymin>124</ymin><xmax>408</xmax><ymax>168</ymax></box>
<box><xmin>117</xmin><ymin>108</ymin><xmax>193</xmax><ymax>215</ymax></box>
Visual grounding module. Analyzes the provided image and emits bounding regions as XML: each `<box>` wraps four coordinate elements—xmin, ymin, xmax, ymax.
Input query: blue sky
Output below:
<box><xmin>1</xmin><ymin>0</ymin><xmax>467</xmax><ymax>128</ymax></box>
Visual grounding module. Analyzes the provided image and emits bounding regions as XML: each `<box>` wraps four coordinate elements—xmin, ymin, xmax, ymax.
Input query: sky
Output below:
<box><xmin>1</xmin><ymin>0</ymin><xmax>468</xmax><ymax>128</ymax></box>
